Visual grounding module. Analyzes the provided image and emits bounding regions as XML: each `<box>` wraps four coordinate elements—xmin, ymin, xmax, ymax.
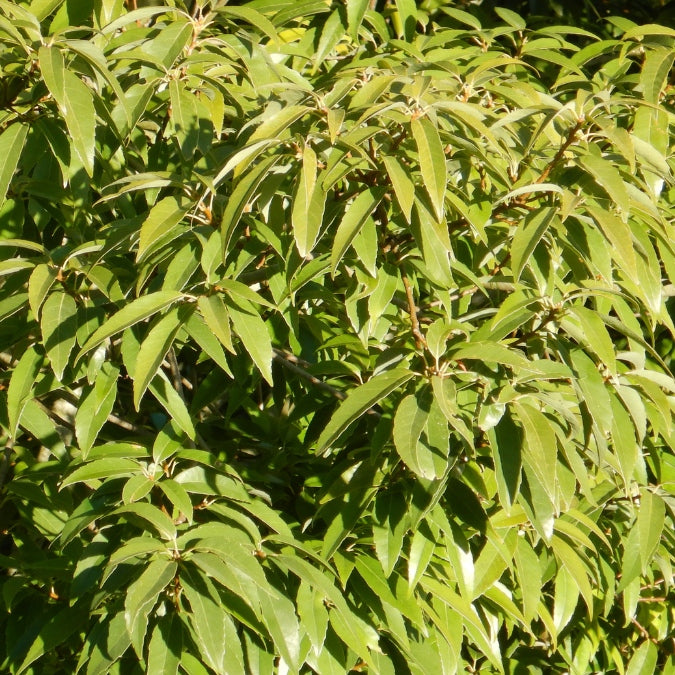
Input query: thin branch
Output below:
<box><xmin>399</xmin><ymin>264</ymin><xmax>427</xmax><ymax>351</ymax></box>
<box><xmin>272</xmin><ymin>349</ymin><xmax>346</xmax><ymax>401</ymax></box>
<box><xmin>167</xmin><ymin>348</ymin><xmax>186</xmax><ymax>401</ymax></box>
<box><xmin>535</xmin><ymin>119</ymin><xmax>584</xmax><ymax>185</ymax></box>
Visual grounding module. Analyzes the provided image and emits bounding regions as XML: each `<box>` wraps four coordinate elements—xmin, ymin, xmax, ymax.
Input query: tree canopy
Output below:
<box><xmin>1</xmin><ymin>1</ymin><xmax>674</xmax><ymax>673</ymax></box>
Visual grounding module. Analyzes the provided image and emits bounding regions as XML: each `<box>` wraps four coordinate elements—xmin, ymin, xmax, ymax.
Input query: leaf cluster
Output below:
<box><xmin>1</xmin><ymin>1</ymin><xmax>675</xmax><ymax>673</ymax></box>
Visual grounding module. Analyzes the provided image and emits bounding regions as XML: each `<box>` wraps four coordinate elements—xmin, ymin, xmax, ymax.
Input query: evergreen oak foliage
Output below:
<box><xmin>1</xmin><ymin>1</ymin><xmax>674</xmax><ymax>673</ymax></box>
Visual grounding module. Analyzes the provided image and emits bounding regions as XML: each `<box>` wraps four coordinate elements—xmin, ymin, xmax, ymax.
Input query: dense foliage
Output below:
<box><xmin>1</xmin><ymin>1</ymin><xmax>674</xmax><ymax>673</ymax></box>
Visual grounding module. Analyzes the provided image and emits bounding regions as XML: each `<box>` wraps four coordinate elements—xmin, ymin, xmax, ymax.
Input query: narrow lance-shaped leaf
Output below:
<box><xmin>316</xmin><ymin>368</ymin><xmax>414</xmax><ymax>455</ymax></box>
<box><xmin>347</xmin><ymin>0</ymin><xmax>369</xmax><ymax>40</ymax></box>
<box><xmin>41</xmin><ymin>291</ymin><xmax>78</xmax><ymax>380</ymax></box>
<box><xmin>60</xmin><ymin>457</ymin><xmax>140</xmax><ymax>488</ymax></box>
<box><xmin>75</xmin><ymin>362</ymin><xmax>119</xmax><ymax>458</ymax></box>
<box><xmin>137</xmin><ymin>196</ymin><xmax>189</xmax><ymax>262</ymax></box>
<box><xmin>39</xmin><ymin>46</ymin><xmax>96</xmax><ymax>176</ymax></box>
<box><xmin>180</xmin><ymin>569</ymin><xmax>240</xmax><ymax>675</ymax></box>
<box><xmin>0</xmin><ymin>123</ymin><xmax>28</xmax><ymax>210</ymax></box>
<box><xmin>28</xmin><ymin>264</ymin><xmax>58</xmax><ymax>320</ymax></box>
<box><xmin>133</xmin><ymin>304</ymin><xmax>191</xmax><ymax>410</ymax></box>
<box><xmin>292</xmin><ymin>145</ymin><xmax>326</xmax><ymax>257</ymax></box>
<box><xmin>158</xmin><ymin>479</ymin><xmax>194</xmax><ymax>525</ymax></box>
<box><xmin>383</xmin><ymin>154</ymin><xmax>414</xmax><ymax>222</ymax></box>
<box><xmin>393</xmin><ymin>392</ymin><xmax>435</xmax><ymax>478</ymax></box>
<box><xmin>411</xmin><ymin>117</ymin><xmax>447</xmax><ymax>222</ymax></box>
<box><xmin>146</xmin><ymin>613</ymin><xmax>181</xmax><ymax>675</ymax></box>
<box><xmin>226</xmin><ymin>298</ymin><xmax>273</xmax><ymax>385</ymax></box>
<box><xmin>124</xmin><ymin>558</ymin><xmax>177</xmax><ymax>658</ymax></box>
<box><xmin>221</xmin><ymin>155</ymin><xmax>280</xmax><ymax>258</ymax></box>
<box><xmin>331</xmin><ymin>187</ymin><xmax>384</xmax><ymax>274</ymax></box>
<box><xmin>197</xmin><ymin>294</ymin><xmax>235</xmax><ymax>353</ymax></box>
<box><xmin>637</xmin><ymin>491</ymin><xmax>665</xmax><ymax>573</ymax></box>
<box><xmin>513</xmin><ymin>401</ymin><xmax>557</xmax><ymax>504</ymax></box>
<box><xmin>7</xmin><ymin>346</ymin><xmax>44</xmax><ymax>439</ymax></box>
<box><xmin>78</xmin><ymin>291</ymin><xmax>183</xmax><ymax>359</ymax></box>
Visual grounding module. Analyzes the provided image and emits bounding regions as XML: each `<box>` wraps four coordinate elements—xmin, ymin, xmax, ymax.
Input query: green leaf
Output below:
<box><xmin>114</xmin><ymin>502</ymin><xmax>177</xmax><ymax>541</ymax></box>
<box><xmin>373</xmin><ymin>489</ymin><xmax>407</xmax><ymax>577</ymax></box>
<box><xmin>149</xmin><ymin>371</ymin><xmax>196</xmax><ymax>440</ymax></box>
<box><xmin>579</xmin><ymin>153</ymin><xmax>630</xmax><ymax>215</ymax></box>
<box><xmin>640</xmin><ymin>47</ymin><xmax>675</xmax><ymax>104</ymax></box>
<box><xmin>411</xmin><ymin>117</ymin><xmax>447</xmax><ymax>222</ymax></box>
<box><xmin>137</xmin><ymin>196</ymin><xmax>189</xmax><ymax>262</ymax></box>
<box><xmin>181</xmin><ymin>568</ymin><xmax>245</xmax><ymax>675</ymax></box>
<box><xmin>75</xmin><ymin>362</ymin><xmax>119</xmax><ymax>458</ymax></box>
<box><xmin>563</xmin><ymin>306</ymin><xmax>617</xmax><ymax>375</ymax></box>
<box><xmin>393</xmin><ymin>391</ymin><xmax>436</xmax><ymax>479</ymax></box>
<box><xmin>61</xmin><ymin>457</ymin><xmax>140</xmax><ymax>488</ymax></box>
<box><xmin>626</xmin><ymin>640</ymin><xmax>658</xmax><ymax>675</ymax></box>
<box><xmin>637</xmin><ymin>491</ymin><xmax>665</xmax><ymax>573</ymax></box>
<box><xmin>511</xmin><ymin>207</ymin><xmax>557</xmax><ymax>281</ymax></box>
<box><xmin>124</xmin><ymin>558</ymin><xmax>177</xmax><ymax>658</ymax></box>
<box><xmin>28</xmin><ymin>263</ymin><xmax>58</xmax><ymax>320</ymax></box>
<box><xmin>331</xmin><ymin>187</ymin><xmax>384</xmax><ymax>274</ymax></box>
<box><xmin>514</xmin><ymin>537</ymin><xmax>541</xmax><ymax>624</ymax></box>
<box><xmin>407</xmin><ymin>521</ymin><xmax>436</xmax><ymax>591</ymax></box>
<box><xmin>247</xmin><ymin>105</ymin><xmax>310</xmax><ymax>146</ymax></box>
<box><xmin>221</xmin><ymin>155</ymin><xmax>280</xmax><ymax>257</ymax></box>
<box><xmin>106</xmin><ymin>537</ymin><xmax>168</xmax><ymax>571</ymax></box>
<box><xmin>218</xmin><ymin>280</ymin><xmax>275</xmax><ymax>309</ymax></box>
<box><xmin>259</xmin><ymin>587</ymin><xmax>302</xmax><ymax>672</ymax></box>
<box><xmin>296</xmin><ymin>581</ymin><xmax>328</xmax><ymax>652</ymax></box>
<box><xmin>39</xmin><ymin>46</ymin><xmax>96</xmax><ymax>176</ymax></box>
<box><xmin>158</xmin><ymin>479</ymin><xmax>193</xmax><ymax>525</ymax></box>
<box><xmin>197</xmin><ymin>294</ymin><xmax>235</xmax><ymax>354</ymax></box>
<box><xmin>41</xmin><ymin>291</ymin><xmax>78</xmax><ymax>380</ymax></box>
<box><xmin>7</xmin><ymin>346</ymin><xmax>44</xmax><ymax>438</ymax></box>
<box><xmin>146</xmin><ymin>613</ymin><xmax>181</xmax><ymax>675</ymax></box>
<box><xmin>226</xmin><ymin>298</ymin><xmax>273</xmax><ymax>385</ymax></box>
<box><xmin>293</xmin><ymin>153</ymin><xmax>327</xmax><ymax>258</ymax></box>
<box><xmin>347</xmin><ymin>0</ymin><xmax>369</xmax><ymax>39</ymax></box>
<box><xmin>394</xmin><ymin>0</ymin><xmax>417</xmax><ymax>40</ymax></box>
<box><xmin>184</xmin><ymin>309</ymin><xmax>233</xmax><ymax>375</ymax></box>
<box><xmin>585</xmin><ymin>204</ymin><xmax>638</xmax><ymax>284</ymax></box>
<box><xmin>169</xmin><ymin>78</ymin><xmax>206</xmax><ymax>159</ymax></box>
<box><xmin>513</xmin><ymin>401</ymin><xmax>557</xmax><ymax>504</ymax></box>
<box><xmin>0</xmin><ymin>123</ymin><xmax>28</xmax><ymax>210</ymax></box>
<box><xmin>488</xmin><ymin>410</ymin><xmax>522</xmax><ymax>510</ymax></box>
<box><xmin>133</xmin><ymin>304</ymin><xmax>190</xmax><ymax>409</ymax></box>
<box><xmin>78</xmin><ymin>291</ymin><xmax>183</xmax><ymax>359</ymax></box>
<box><xmin>315</xmin><ymin>367</ymin><xmax>414</xmax><ymax>455</ymax></box>
<box><xmin>16</xmin><ymin>604</ymin><xmax>89</xmax><ymax>675</ymax></box>
<box><xmin>383</xmin><ymin>154</ymin><xmax>414</xmax><ymax>222</ymax></box>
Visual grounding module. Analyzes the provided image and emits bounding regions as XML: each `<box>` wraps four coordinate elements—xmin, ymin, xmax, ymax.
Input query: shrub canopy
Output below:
<box><xmin>1</xmin><ymin>1</ymin><xmax>674</xmax><ymax>673</ymax></box>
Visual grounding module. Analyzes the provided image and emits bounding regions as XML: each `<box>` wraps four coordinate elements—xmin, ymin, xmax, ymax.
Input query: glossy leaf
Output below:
<box><xmin>39</xmin><ymin>46</ymin><xmax>96</xmax><ymax>175</ymax></box>
<box><xmin>315</xmin><ymin>368</ymin><xmax>414</xmax><ymax>455</ymax></box>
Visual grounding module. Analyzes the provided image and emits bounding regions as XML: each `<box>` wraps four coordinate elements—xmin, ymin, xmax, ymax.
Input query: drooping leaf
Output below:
<box><xmin>39</xmin><ymin>46</ymin><xmax>96</xmax><ymax>175</ymax></box>
<box><xmin>7</xmin><ymin>346</ymin><xmax>44</xmax><ymax>438</ymax></box>
<box><xmin>124</xmin><ymin>558</ymin><xmax>177</xmax><ymax>658</ymax></box>
<box><xmin>411</xmin><ymin>117</ymin><xmax>447</xmax><ymax>222</ymax></box>
<box><xmin>41</xmin><ymin>290</ymin><xmax>78</xmax><ymax>380</ymax></box>
<box><xmin>0</xmin><ymin>122</ymin><xmax>28</xmax><ymax>210</ymax></box>
<box><xmin>133</xmin><ymin>304</ymin><xmax>190</xmax><ymax>409</ymax></box>
<box><xmin>75</xmin><ymin>362</ymin><xmax>119</xmax><ymax>457</ymax></box>
<box><xmin>315</xmin><ymin>368</ymin><xmax>414</xmax><ymax>455</ymax></box>
<box><xmin>226</xmin><ymin>297</ymin><xmax>273</xmax><ymax>385</ymax></box>
<box><xmin>78</xmin><ymin>291</ymin><xmax>183</xmax><ymax>359</ymax></box>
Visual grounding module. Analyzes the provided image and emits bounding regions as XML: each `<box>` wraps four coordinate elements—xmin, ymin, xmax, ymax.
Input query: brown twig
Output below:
<box><xmin>400</xmin><ymin>264</ymin><xmax>427</xmax><ymax>351</ymax></box>
<box><xmin>272</xmin><ymin>349</ymin><xmax>346</xmax><ymax>401</ymax></box>
<box><xmin>535</xmin><ymin>119</ymin><xmax>584</xmax><ymax>185</ymax></box>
